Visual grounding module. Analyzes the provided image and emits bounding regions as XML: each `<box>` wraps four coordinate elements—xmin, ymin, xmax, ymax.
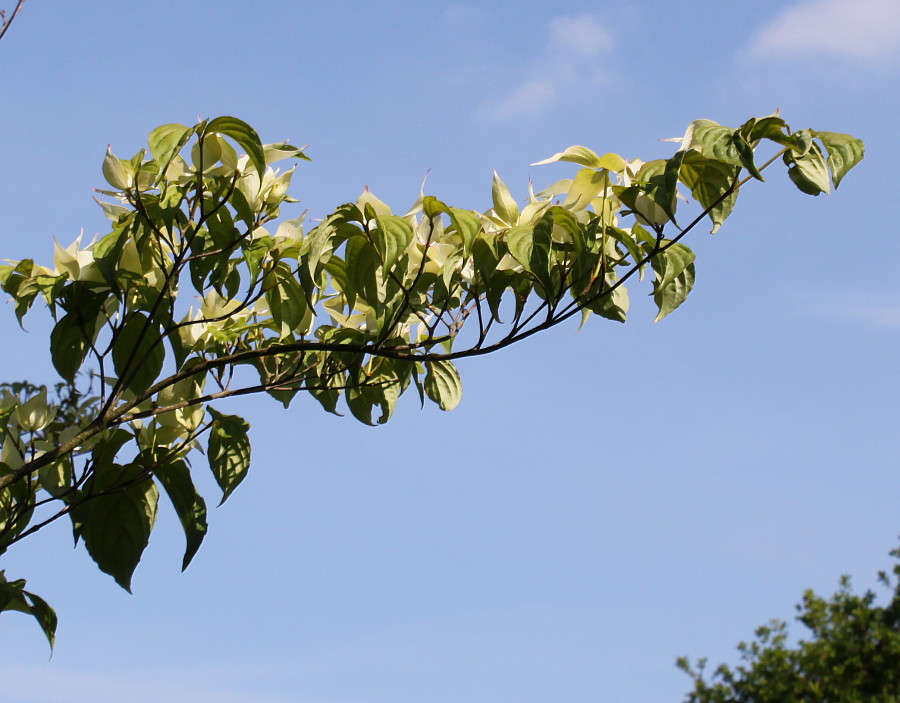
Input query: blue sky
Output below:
<box><xmin>1</xmin><ymin>1</ymin><xmax>898</xmax><ymax>701</ymax></box>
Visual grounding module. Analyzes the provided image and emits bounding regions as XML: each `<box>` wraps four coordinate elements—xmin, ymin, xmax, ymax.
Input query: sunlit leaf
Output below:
<box><xmin>102</xmin><ymin>147</ymin><xmax>131</xmax><ymax>190</ymax></box>
<box><xmin>491</xmin><ymin>170</ymin><xmax>519</xmax><ymax>225</ymax></box>
<box><xmin>816</xmin><ymin>131</ymin><xmax>865</xmax><ymax>189</ymax></box>
<box><xmin>372</xmin><ymin>215</ymin><xmax>414</xmax><ymax>272</ymax></box>
<box><xmin>533</xmin><ymin>146</ymin><xmax>626</xmax><ymax>171</ymax></box>
<box><xmin>206</xmin><ymin>116</ymin><xmax>265</xmax><ymax>179</ymax></box>
<box><xmin>147</xmin><ymin>123</ymin><xmax>192</xmax><ymax>175</ymax></box>
<box><xmin>563</xmin><ymin>168</ymin><xmax>608</xmax><ymax>212</ymax></box>
<box><xmin>423</xmin><ymin>360</ymin><xmax>462</xmax><ymax>411</ymax></box>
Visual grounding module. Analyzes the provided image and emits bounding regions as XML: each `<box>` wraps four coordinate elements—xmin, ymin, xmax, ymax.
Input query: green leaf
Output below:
<box><xmin>372</xmin><ymin>215</ymin><xmax>414</xmax><ymax>272</ymax></box>
<box><xmin>679</xmin><ymin>151</ymin><xmax>740</xmax><ymax>233</ymax></box>
<box><xmin>50</xmin><ymin>314</ymin><xmax>90</xmax><ymax>382</ymax></box>
<box><xmin>345</xmin><ymin>372</ymin><xmax>400</xmax><ymax>426</ymax></box>
<box><xmin>787</xmin><ymin>128</ymin><xmax>814</xmax><ymax>156</ymax></box>
<box><xmin>815</xmin><ymin>131</ymin><xmax>864</xmax><ymax>189</ymax></box>
<box><xmin>422</xmin><ymin>198</ymin><xmax>482</xmax><ymax>257</ymax></box>
<box><xmin>154</xmin><ymin>456</ymin><xmax>208</xmax><ymax>571</ymax></box>
<box><xmin>423</xmin><ymin>360</ymin><xmax>462</xmax><ymax>411</ymax></box>
<box><xmin>638</xmin><ymin>155</ymin><xmax>684</xmax><ymax>223</ymax></box>
<box><xmin>82</xmin><ymin>463</ymin><xmax>158</xmax><ymax>593</ymax></box>
<box><xmin>206</xmin><ymin>116</ymin><xmax>266</xmax><ymax>179</ymax></box>
<box><xmin>602</xmin><ymin>225</ymin><xmax>642</xmax><ymax>270</ymax></box>
<box><xmin>447</xmin><ymin>208</ymin><xmax>481</xmax><ymax>257</ymax></box>
<box><xmin>506</xmin><ymin>225</ymin><xmax>534</xmax><ymax>272</ymax></box>
<box><xmin>37</xmin><ymin>457</ymin><xmax>72</xmax><ymax>499</ymax></box>
<box><xmin>742</xmin><ymin>115</ymin><xmax>789</xmax><ymax>145</ymax></box>
<box><xmin>0</xmin><ymin>572</ymin><xmax>57</xmax><ymax>650</ymax></box>
<box><xmin>585</xmin><ymin>283</ymin><xmax>629</xmax><ymax>323</ymax></box>
<box><xmin>693</xmin><ymin>123</ymin><xmax>760</xmax><ymax>179</ymax></box>
<box><xmin>147</xmin><ymin>123</ymin><xmax>192</xmax><ymax>175</ymax></box>
<box><xmin>92</xmin><ymin>224</ymin><xmax>130</xmax><ymax>291</ymax></box>
<box><xmin>649</xmin><ymin>242</ymin><xmax>696</xmax><ymax>321</ymax></box>
<box><xmin>616</xmin><ymin>185</ymin><xmax>670</xmax><ymax>228</ymax></box>
<box><xmin>264</xmin><ymin>262</ymin><xmax>309</xmax><ymax>338</ymax></box>
<box><xmin>207</xmin><ymin>408</ymin><xmax>251</xmax><ymax>505</ymax></box>
<box><xmin>343</xmin><ymin>235</ymin><xmax>381</xmax><ymax>307</ymax></box>
<box><xmin>112</xmin><ymin>312</ymin><xmax>166</xmax><ymax>394</ymax></box>
<box><xmin>785</xmin><ymin>142</ymin><xmax>830</xmax><ymax>196</ymax></box>
<box><xmin>90</xmin><ymin>428</ymin><xmax>135</xmax><ymax>475</ymax></box>
<box><xmin>19</xmin><ymin>590</ymin><xmax>57</xmax><ymax>650</ymax></box>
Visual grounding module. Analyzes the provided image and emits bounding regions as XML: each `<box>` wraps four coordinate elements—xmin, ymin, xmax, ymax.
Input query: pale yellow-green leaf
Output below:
<box><xmin>14</xmin><ymin>389</ymin><xmax>55</xmax><ymax>432</ymax></box>
<box><xmin>357</xmin><ymin>188</ymin><xmax>392</xmax><ymax>219</ymax></box>
<box><xmin>563</xmin><ymin>168</ymin><xmax>608</xmax><ymax>212</ymax></box>
<box><xmin>532</xmin><ymin>145</ymin><xmax>604</xmax><ymax>168</ymax></box>
<box><xmin>102</xmin><ymin>147</ymin><xmax>132</xmax><ymax>190</ymax></box>
<box><xmin>491</xmin><ymin>170</ymin><xmax>519</xmax><ymax>225</ymax></box>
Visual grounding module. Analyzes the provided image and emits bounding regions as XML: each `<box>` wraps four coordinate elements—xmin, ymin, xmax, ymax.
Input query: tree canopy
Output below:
<box><xmin>0</xmin><ymin>114</ymin><xmax>863</xmax><ymax>647</ymax></box>
<box><xmin>678</xmin><ymin>546</ymin><xmax>900</xmax><ymax>702</ymax></box>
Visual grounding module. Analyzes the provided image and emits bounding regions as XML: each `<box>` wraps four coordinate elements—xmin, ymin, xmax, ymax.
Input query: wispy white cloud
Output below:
<box><xmin>483</xmin><ymin>80</ymin><xmax>558</xmax><ymax>121</ymax></box>
<box><xmin>547</xmin><ymin>15</ymin><xmax>614</xmax><ymax>59</ymax></box>
<box><xmin>481</xmin><ymin>14</ymin><xmax>614</xmax><ymax>121</ymax></box>
<box><xmin>748</xmin><ymin>0</ymin><xmax>900</xmax><ymax>64</ymax></box>
<box><xmin>787</xmin><ymin>288</ymin><xmax>900</xmax><ymax>329</ymax></box>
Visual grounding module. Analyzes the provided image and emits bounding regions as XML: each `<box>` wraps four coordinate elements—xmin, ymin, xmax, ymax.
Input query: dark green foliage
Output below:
<box><xmin>678</xmin><ymin>546</ymin><xmax>900</xmax><ymax>703</ymax></box>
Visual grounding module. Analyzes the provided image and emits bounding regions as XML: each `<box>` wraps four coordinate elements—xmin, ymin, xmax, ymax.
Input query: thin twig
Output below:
<box><xmin>0</xmin><ymin>0</ymin><xmax>26</xmax><ymax>43</ymax></box>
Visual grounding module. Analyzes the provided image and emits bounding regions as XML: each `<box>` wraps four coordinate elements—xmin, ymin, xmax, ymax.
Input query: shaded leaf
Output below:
<box><xmin>82</xmin><ymin>463</ymin><xmax>158</xmax><ymax>592</ymax></box>
<box><xmin>50</xmin><ymin>314</ymin><xmax>90</xmax><ymax>382</ymax></box>
<box><xmin>785</xmin><ymin>142</ymin><xmax>830</xmax><ymax>196</ymax></box>
<box><xmin>207</xmin><ymin>408</ymin><xmax>251</xmax><ymax>504</ymax></box>
<box><xmin>679</xmin><ymin>151</ymin><xmax>740</xmax><ymax>233</ymax></box>
<box><xmin>112</xmin><ymin>312</ymin><xmax>166</xmax><ymax>394</ymax></box>
<box><xmin>154</xmin><ymin>456</ymin><xmax>208</xmax><ymax>571</ymax></box>
<box><xmin>0</xmin><ymin>572</ymin><xmax>57</xmax><ymax>650</ymax></box>
<box><xmin>586</xmin><ymin>284</ymin><xmax>629</xmax><ymax>323</ymax></box>
<box><xmin>650</xmin><ymin>242</ymin><xmax>696</xmax><ymax>321</ymax></box>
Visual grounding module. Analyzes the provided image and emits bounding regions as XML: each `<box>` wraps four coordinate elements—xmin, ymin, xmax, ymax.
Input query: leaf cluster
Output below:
<box><xmin>0</xmin><ymin>114</ymin><xmax>863</xmax><ymax>646</ymax></box>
